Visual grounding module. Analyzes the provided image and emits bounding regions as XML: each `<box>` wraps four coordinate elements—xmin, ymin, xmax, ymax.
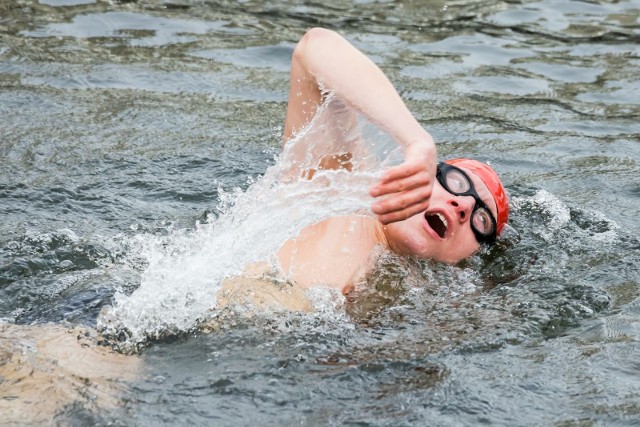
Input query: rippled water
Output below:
<box><xmin>2</xmin><ymin>0</ymin><xmax>640</xmax><ymax>425</ymax></box>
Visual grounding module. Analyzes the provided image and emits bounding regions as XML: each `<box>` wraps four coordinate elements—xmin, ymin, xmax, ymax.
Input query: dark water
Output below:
<box><xmin>2</xmin><ymin>0</ymin><xmax>640</xmax><ymax>425</ymax></box>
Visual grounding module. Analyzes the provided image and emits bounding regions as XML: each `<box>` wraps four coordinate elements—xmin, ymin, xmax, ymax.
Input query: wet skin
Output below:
<box><xmin>276</xmin><ymin>167</ymin><xmax>499</xmax><ymax>294</ymax></box>
<box><xmin>382</xmin><ymin>167</ymin><xmax>498</xmax><ymax>263</ymax></box>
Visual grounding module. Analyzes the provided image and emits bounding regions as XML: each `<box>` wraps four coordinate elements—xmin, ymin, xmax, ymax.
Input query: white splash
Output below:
<box><xmin>512</xmin><ymin>189</ymin><xmax>619</xmax><ymax>244</ymax></box>
<box><xmin>527</xmin><ymin>189</ymin><xmax>571</xmax><ymax>241</ymax></box>
<box><xmin>97</xmin><ymin>96</ymin><xmax>404</xmax><ymax>347</ymax></box>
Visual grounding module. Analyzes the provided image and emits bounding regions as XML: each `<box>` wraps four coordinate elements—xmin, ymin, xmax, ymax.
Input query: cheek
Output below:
<box><xmin>384</xmin><ymin>218</ymin><xmax>428</xmax><ymax>255</ymax></box>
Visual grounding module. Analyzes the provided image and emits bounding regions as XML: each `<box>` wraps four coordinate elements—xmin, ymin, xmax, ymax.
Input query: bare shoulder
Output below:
<box><xmin>276</xmin><ymin>215</ymin><xmax>383</xmax><ymax>293</ymax></box>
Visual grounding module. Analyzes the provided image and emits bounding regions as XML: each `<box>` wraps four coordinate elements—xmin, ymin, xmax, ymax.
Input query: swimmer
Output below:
<box><xmin>258</xmin><ymin>28</ymin><xmax>509</xmax><ymax>295</ymax></box>
<box><xmin>1</xmin><ymin>29</ymin><xmax>510</xmax><ymax>423</ymax></box>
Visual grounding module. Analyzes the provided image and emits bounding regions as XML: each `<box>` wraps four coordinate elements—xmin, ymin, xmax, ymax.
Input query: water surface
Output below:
<box><xmin>1</xmin><ymin>0</ymin><xmax>640</xmax><ymax>425</ymax></box>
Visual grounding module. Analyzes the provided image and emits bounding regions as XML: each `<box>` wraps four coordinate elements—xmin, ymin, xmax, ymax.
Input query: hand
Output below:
<box><xmin>368</xmin><ymin>140</ymin><xmax>437</xmax><ymax>224</ymax></box>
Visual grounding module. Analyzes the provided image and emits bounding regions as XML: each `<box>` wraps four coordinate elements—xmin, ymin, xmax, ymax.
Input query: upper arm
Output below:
<box><xmin>282</xmin><ymin>28</ymin><xmax>338</xmax><ymax>145</ymax></box>
<box><xmin>283</xmin><ymin>30</ymin><xmax>321</xmax><ymax>145</ymax></box>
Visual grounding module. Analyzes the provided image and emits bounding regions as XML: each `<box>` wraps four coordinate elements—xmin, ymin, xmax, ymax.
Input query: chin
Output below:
<box><xmin>432</xmin><ymin>252</ymin><xmax>468</xmax><ymax>264</ymax></box>
<box><xmin>432</xmin><ymin>244</ymin><xmax>480</xmax><ymax>264</ymax></box>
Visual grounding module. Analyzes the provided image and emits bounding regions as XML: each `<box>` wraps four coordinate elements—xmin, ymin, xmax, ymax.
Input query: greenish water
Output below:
<box><xmin>2</xmin><ymin>0</ymin><xmax>640</xmax><ymax>425</ymax></box>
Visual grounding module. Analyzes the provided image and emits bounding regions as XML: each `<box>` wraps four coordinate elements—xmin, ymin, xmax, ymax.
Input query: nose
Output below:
<box><xmin>448</xmin><ymin>195</ymin><xmax>475</xmax><ymax>223</ymax></box>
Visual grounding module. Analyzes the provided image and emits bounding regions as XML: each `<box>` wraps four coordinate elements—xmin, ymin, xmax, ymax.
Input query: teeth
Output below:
<box><xmin>437</xmin><ymin>213</ymin><xmax>448</xmax><ymax>229</ymax></box>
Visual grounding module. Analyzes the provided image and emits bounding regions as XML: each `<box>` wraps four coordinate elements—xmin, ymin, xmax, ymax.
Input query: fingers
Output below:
<box><xmin>377</xmin><ymin>162</ymin><xmax>426</xmax><ymax>186</ymax></box>
<box><xmin>376</xmin><ymin>199</ymin><xmax>432</xmax><ymax>225</ymax></box>
<box><xmin>369</xmin><ymin>169</ymin><xmax>432</xmax><ymax>198</ymax></box>
<box><xmin>371</xmin><ymin>184</ymin><xmax>433</xmax><ymax>224</ymax></box>
<box><xmin>368</xmin><ymin>143</ymin><xmax>437</xmax><ymax>223</ymax></box>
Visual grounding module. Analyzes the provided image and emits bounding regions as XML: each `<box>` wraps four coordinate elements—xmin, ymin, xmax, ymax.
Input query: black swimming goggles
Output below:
<box><xmin>436</xmin><ymin>162</ymin><xmax>497</xmax><ymax>244</ymax></box>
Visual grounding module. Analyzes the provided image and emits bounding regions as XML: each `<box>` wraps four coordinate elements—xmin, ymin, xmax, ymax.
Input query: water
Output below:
<box><xmin>1</xmin><ymin>0</ymin><xmax>640</xmax><ymax>425</ymax></box>
<box><xmin>98</xmin><ymin>96</ymin><xmax>402</xmax><ymax>348</ymax></box>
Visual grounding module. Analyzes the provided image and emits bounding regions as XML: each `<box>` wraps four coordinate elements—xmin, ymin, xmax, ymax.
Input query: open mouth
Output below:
<box><xmin>425</xmin><ymin>212</ymin><xmax>448</xmax><ymax>238</ymax></box>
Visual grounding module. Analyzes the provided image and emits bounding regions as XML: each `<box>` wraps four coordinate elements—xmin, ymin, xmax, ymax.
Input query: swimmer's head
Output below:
<box><xmin>444</xmin><ymin>158</ymin><xmax>509</xmax><ymax>238</ymax></box>
<box><xmin>381</xmin><ymin>158</ymin><xmax>508</xmax><ymax>263</ymax></box>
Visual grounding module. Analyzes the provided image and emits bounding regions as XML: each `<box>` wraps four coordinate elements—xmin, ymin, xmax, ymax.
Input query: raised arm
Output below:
<box><xmin>284</xmin><ymin>27</ymin><xmax>437</xmax><ymax>224</ymax></box>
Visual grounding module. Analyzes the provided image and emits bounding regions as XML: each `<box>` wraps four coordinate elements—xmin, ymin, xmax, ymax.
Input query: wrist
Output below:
<box><xmin>407</xmin><ymin>133</ymin><xmax>436</xmax><ymax>153</ymax></box>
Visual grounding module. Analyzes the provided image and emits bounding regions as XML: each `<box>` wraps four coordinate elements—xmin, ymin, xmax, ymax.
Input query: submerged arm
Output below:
<box><xmin>284</xmin><ymin>27</ymin><xmax>436</xmax><ymax>224</ymax></box>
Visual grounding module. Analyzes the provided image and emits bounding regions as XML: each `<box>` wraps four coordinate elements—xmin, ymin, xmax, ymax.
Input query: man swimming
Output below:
<box><xmin>262</xmin><ymin>28</ymin><xmax>509</xmax><ymax>295</ymax></box>
<box><xmin>1</xmin><ymin>29</ymin><xmax>511</xmax><ymax>423</ymax></box>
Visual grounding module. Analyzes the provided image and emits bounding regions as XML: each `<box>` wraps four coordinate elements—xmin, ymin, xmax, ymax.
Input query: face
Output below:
<box><xmin>381</xmin><ymin>166</ymin><xmax>498</xmax><ymax>263</ymax></box>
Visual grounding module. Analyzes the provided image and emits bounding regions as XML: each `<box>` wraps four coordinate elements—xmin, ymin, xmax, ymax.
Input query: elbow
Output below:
<box><xmin>300</xmin><ymin>27</ymin><xmax>339</xmax><ymax>43</ymax></box>
<box><xmin>293</xmin><ymin>27</ymin><xmax>341</xmax><ymax>64</ymax></box>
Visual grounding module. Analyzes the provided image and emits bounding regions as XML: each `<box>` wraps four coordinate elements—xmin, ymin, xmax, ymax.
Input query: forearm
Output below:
<box><xmin>285</xmin><ymin>28</ymin><xmax>438</xmax><ymax>224</ymax></box>
<box><xmin>287</xmin><ymin>27</ymin><xmax>433</xmax><ymax>149</ymax></box>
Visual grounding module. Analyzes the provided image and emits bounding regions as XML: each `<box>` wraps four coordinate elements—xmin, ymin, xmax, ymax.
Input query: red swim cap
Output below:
<box><xmin>445</xmin><ymin>158</ymin><xmax>509</xmax><ymax>236</ymax></box>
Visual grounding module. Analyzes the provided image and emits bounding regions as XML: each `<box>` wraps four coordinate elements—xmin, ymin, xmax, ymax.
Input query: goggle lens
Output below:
<box><xmin>437</xmin><ymin>162</ymin><xmax>497</xmax><ymax>244</ymax></box>
<box><xmin>472</xmin><ymin>207</ymin><xmax>495</xmax><ymax>235</ymax></box>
